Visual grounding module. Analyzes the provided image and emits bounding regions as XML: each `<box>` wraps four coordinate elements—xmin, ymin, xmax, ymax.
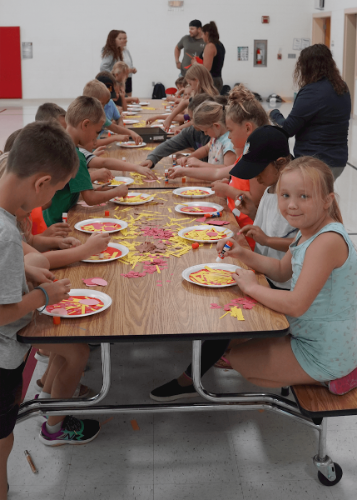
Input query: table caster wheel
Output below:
<box><xmin>281</xmin><ymin>387</ymin><xmax>290</xmax><ymax>397</ymax></box>
<box><xmin>318</xmin><ymin>463</ymin><xmax>343</xmax><ymax>486</ymax></box>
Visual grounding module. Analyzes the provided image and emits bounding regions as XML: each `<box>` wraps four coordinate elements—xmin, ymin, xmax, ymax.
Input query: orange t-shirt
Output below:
<box><xmin>31</xmin><ymin>207</ymin><xmax>47</xmax><ymax>235</ymax></box>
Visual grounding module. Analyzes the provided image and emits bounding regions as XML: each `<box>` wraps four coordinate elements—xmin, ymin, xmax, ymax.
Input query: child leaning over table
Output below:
<box><xmin>0</xmin><ymin>122</ymin><xmax>101</xmax><ymax>500</ymax></box>
<box><xmin>43</xmin><ymin>95</ymin><xmax>129</xmax><ymax>226</ymax></box>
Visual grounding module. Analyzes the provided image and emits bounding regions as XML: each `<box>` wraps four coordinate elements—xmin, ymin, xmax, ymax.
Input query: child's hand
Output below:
<box><xmin>235</xmin><ymin>193</ymin><xmax>257</xmax><ymax>218</ymax></box>
<box><xmin>216</xmin><ymin>237</ymin><xmax>243</xmax><ymax>260</ymax></box>
<box><xmin>42</xmin><ymin>222</ymin><xmax>71</xmax><ymax>238</ymax></box>
<box><xmin>186</xmin><ymin>157</ymin><xmax>202</xmax><ymax>168</ymax></box>
<box><xmin>163</xmin><ymin>117</ymin><xmax>172</xmax><ymax>131</ymax></box>
<box><xmin>177</xmin><ymin>157</ymin><xmax>188</xmax><ymax>166</ymax></box>
<box><xmin>135</xmin><ymin>166</ymin><xmax>158</xmax><ymax>180</ymax></box>
<box><xmin>41</xmin><ymin>279</ymin><xmax>71</xmax><ymax>305</ymax></box>
<box><xmin>58</xmin><ymin>237</ymin><xmax>81</xmax><ymax>250</ymax></box>
<box><xmin>211</xmin><ymin>180</ymin><xmax>230</xmax><ymax>197</ymax></box>
<box><xmin>130</xmin><ymin>132</ymin><xmax>143</xmax><ymax>145</ymax></box>
<box><xmin>112</xmin><ymin>185</ymin><xmax>129</xmax><ymax>198</ymax></box>
<box><xmin>239</xmin><ymin>225</ymin><xmax>268</xmax><ymax>246</ymax></box>
<box><xmin>140</xmin><ymin>160</ymin><xmax>154</xmax><ymax>169</ymax></box>
<box><xmin>83</xmin><ymin>233</ymin><xmax>111</xmax><ymax>255</ymax></box>
<box><xmin>93</xmin><ymin>146</ymin><xmax>107</xmax><ymax>156</ymax></box>
<box><xmin>131</xmin><ymin>94</ymin><xmax>139</xmax><ymax>100</ymax></box>
<box><xmin>172</xmin><ymin>127</ymin><xmax>181</xmax><ymax>135</ymax></box>
<box><xmin>168</xmin><ymin>167</ymin><xmax>185</xmax><ymax>179</ymax></box>
<box><xmin>146</xmin><ymin>116</ymin><xmax>156</xmax><ymax>125</ymax></box>
<box><xmin>92</xmin><ymin>168</ymin><xmax>114</xmax><ymax>183</ymax></box>
<box><xmin>26</xmin><ymin>265</ymin><xmax>55</xmax><ymax>285</ymax></box>
<box><xmin>117</xmin><ymin>134</ymin><xmax>130</xmax><ymax>142</ymax></box>
<box><xmin>232</xmin><ymin>268</ymin><xmax>258</xmax><ymax>295</ymax></box>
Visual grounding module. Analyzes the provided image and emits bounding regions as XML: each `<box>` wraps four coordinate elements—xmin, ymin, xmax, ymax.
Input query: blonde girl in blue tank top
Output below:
<box><xmin>216</xmin><ymin>157</ymin><xmax>357</xmax><ymax>394</ymax></box>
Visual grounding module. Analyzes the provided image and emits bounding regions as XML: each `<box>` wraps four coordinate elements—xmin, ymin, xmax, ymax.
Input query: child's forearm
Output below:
<box><xmin>264</xmin><ymin>237</ymin><xmax>295</xmax><ymax>253</ymax></box>
<box><xmin>32</xmin><ymin>235</ymin><xmax>62</xmax><ymax>252</ymax></box>
<box><xmin>43</xmin><ymin>245</ymin><xmax>91</xmax><ymax>269</ymax></box>
<box><xmin>81</xmin><ymin>189</ymin><xmax>116</xmax><ymax>205</ymax></box>
<box><xmin>96</xmin><ymin>136</ymin><xmax>119</xmax><ymax>147</ymax></box>
<box><xmin>0</xmin><ymin>289</ymin><xmax>47</xmax><ymax>326</ymax></box>
<box><xmin>108</xmin><ymin>123</ymin><xmax>130</xmax><ymax>135</ymax></box>
<box><xmin>234</xmin><ymin>247</ymin><xmax>287</xmax><ymax>282</ymax></box>
<box><xmin>189</xmin><ymin>145</ymin><xmax>210</xmax><ymax>160</ymax></box>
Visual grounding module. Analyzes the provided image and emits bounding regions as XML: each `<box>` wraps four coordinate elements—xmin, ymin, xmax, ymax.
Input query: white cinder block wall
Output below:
<box><xmin>1</xmin><ymin>0</ymin><xmax>315</xmax><ymax>100</ymax></box>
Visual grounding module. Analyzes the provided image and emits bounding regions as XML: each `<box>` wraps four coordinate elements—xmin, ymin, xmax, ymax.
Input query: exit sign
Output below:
<box><xmin>262</xmin><ymin>16</ymin><xmax>270</xmax><ymax>24</ymax></box>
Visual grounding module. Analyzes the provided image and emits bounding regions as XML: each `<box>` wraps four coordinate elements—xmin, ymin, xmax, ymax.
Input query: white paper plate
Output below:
<box><xmin>172</xmin><ymin>187</ymin><xmax>215</xmax><ymax>198</ymax></box>
<box><xmin>74</xmin><ymin>218</ymin><xmax>128</xmax><ymax>234</ymax></box>
<box><xmin>175</xmin><ymin>202</ymin><xmax>224</xmax><ymax>215</ymax></box>
<box><xmin>40</xmin><ymin>289</ymin><xmax>112</xmax><ymax>318</ymax></box>
<box><xmin>93</xmin><ymin>176</ymin><xmax>134</xmax><ymax>187</ymax></box>
<box><xmin>123</xmin><ymin>119</ymin><xmax>139</xmax><ymax>125</ymax></box>
<box><xmin>139</xmin><ymin>101</ymin><xmax>149</xmax><ymax>106</ymax></box>
<box><xmin>81</xmin><ymin>243</ymin><xmax>129</xmax><ymax>263</ymax></box>
<box><xmin>122</xmin><ymin>111</ymin><xmax>138</xmax><ymax>116</ymax></box>
<box><xmin>110</xmin><ymin>192</ymin><xmax>154</xmax><ymax>206</ymax></box>
<box><xmin>128</xmin><ymin>105</ymin><xmax>142</xmax><ymax>109</ymax></box>
<box><xmin>182</xmin><ymin>263</ymin><xmax>240</xmax><ymax>288</ymax></box>
<box><xmin>178</xmin><ymin>225</ymin><xmax>233</xmax><ymax>243</ymax></box>
<box><xmin>116</xmin><ymin>141</ymin><xmax>147</xmax><ymax>148</ymax></box>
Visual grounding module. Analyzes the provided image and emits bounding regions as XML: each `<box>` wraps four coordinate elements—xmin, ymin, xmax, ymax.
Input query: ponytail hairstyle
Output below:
<box><xmin>102</xmin><ymin>30</ymin><xmax>123</xmax><ymax>62</ymax></box>
<box><xmin>226</xmin><ymin>84</ymin><xmax>269</xmax><ymax>127</ymax></box>
<box><xmin>202</xmin><ymin>21</ymin><xmax>220</xmax><ymax>44</ymax></box>
<box><xmin>277</xmin><ymin>156</ymin><xmax>343</xmax><ymax>223</ymax></box>
<box><xmin>185</xmin><ymin>65</ymin><xmax>219</xmax><ymax>97</ymax></box>
<box><xmin>187</xmin><ymin>93</ymin><xmax>215</xmax><ymax>112</ymax></box>
<box><xmin>193</xmin><ymin>101</ymin><xmax>226</xmax><ymax>128</ymax></box>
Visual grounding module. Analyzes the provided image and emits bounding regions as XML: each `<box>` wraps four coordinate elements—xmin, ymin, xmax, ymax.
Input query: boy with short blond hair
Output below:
<box><xmin>43</xmin><ymin>95</ymin><xmax>129</xmax><ymax>226</ymax></box>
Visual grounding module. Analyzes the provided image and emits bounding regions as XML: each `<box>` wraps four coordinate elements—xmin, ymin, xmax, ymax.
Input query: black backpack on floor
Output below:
<box><xmin>152</xmin><ymin>83</ymin><xmax>166</xmax><ymax>99</ymax></box>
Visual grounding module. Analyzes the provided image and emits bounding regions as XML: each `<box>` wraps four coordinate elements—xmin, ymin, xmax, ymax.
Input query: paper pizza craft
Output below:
<box><xmin>87</xmin><ymin>247</ymin><xmax>122</xmax><ymax>261</ymax></box>
<box><xmin>189</xmin><ymin>266</ymin><xmax>236</xmax><ymax>286</ymax></box>
<box><xmin>180</xmin><ymin>189</ymin><xmax>210</xmax><ymax>196</ymax></box>
<box><xmin>180</xmin><ymin>206</ymin><xmax>217</xmax><ymax>213</ymax></box>
<box><xmin>184</xmin><ymin>227</ymin><xmax>228</xmax><ymax>241</ymax></box>
<box><xmin>81</xmin><ymin>222</ymin><xmax>122</xmax><ymax>232</ymax></box>
<box><xmin>47</xmin><ymin>296</ymin><xmax>105</xmax><ymax>316</ymax></box>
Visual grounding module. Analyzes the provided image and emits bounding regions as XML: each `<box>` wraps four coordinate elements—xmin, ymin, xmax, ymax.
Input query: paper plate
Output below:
<box><xmin>175</xmin><ymin>202</ymin><xmax>224</xmax><ymax>215</ymax></box>
<box><xmin>128</xmin><ymin>105</ymin><xmax>142</xmax><ymax>109</ymax></box>
<box><xmin>172</xmin><ymin>187</ymin><xmax>215</xmax><ymax>198</ymax></box>
<box><xmin>81</xmin><ymin>243</ymin><xmax>129</xmax><ymax>263</ymax></box>
<box><xmin>40</xmin><ymin>289</ymin><xmax>112</xmax><ymax>318</ymax></box>
<box><xmin>182</xmin><ymin>263</ymin><xmax>240</xmax><ymax>288</ymax></box>
<box><xmin>116</xmin><ymin>141</ymin><xmax>147</xmax><ymax>148</ymax></box>
<box><xmin>122</xmin><ymin>111</ymin><xmax>138</xmax><ymax>116</ymax></box>
<box><xmin>110</xmin><ymin>192</ymin><xmax>154</xmax><ymax>206</ymax></box>
<box><xmin>93</xmin><ymin>176</ymin><xmax>134</xmax><ymax>187</ymax></box>
<box><xmin>178</xmin><ymin>225</ymin><xmax>233</xmax><ymax>243</ymax></box>
<box><xmin>74</xmin><ymin>218</ymin><xmax>128</xmax><ymax>234</ymax></box>
<box><xmin>139</xmin><ymin>101</ymin><xmax>149</xmax><ymax>106</ymax></box>
<box><xmin>123</xmin><ymin>119</ymin><xmax>139</xmax><ymax>125</ymax></box>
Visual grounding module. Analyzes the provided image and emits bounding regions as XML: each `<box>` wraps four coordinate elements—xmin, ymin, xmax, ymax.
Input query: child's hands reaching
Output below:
<box><xmin>238</xmin><ymin>225</ymin><xmax>268</xmax><ymax>246</ymax></box>
<box><xmin>135</xmin><ymin>166</ymin><xmax>158</xmax><ymax>180</ymax></box>
<box><xmin>58</xmin><ymin>237</ymin><xmax>81</xmax><ymax>250</ymax></box>
<box><xmin>235</xmin><ymin>193</ymin><xmax>257</xmax><ymax>219</ymax></box>
<box><xmin>168</xmin><ymin>167</ymin><xmax>185</xmax><ymax>179</ymax></box>
<box><xmin>90</xmin><ymin>168</ymin><xmax>114</xmax><ymax>184</ymax></box>
<box><xmin>216</xmin><ymin>237</ymin><xmax>243</xmax><ymax>260</ymax></box>
<box><xmin>112</xmin><ymin>184</ymin><xmax>129</xmax><ymax>198</ymax></box>
<box><xmin>163</xmin><ymin>117</ymin><xmax>172</xmax><ymax>131</ymax></box>
<box><xmin>26</xmin><ymin>265</ymin><xmax>55</xmax><ymax>285</ymax></box>
<box><xmin>93</xmin><ymin>146</ymin><xmax>107</xmax><ymax>156</ymax></box>
<box><xmin>117</xmin><ymin>134</ymin><xmax>130</xmax><ymax>142</ymax></box>
<box><xmin>211</xmin><ymin>179</ymin><xmax>230</xmax><ymax>197</ymax></box>
<box><xmin>232</xmin><ymin>268</ymin><xmax>258</xmax><ymax>295</ymax></box>
<box><xmin>186</xmin><ymin>157</ymin><xmax>203</xmax><ymax>168</ymax></box>
<box><xmin>41</xmin><ymin>279</ymin><xmax>71</xmax><ymax>305</ymax></box>
<box><xmin>177</xmin><ymin>157</ymin><xmax>188</xmax><ymax>166</ymax></box>
<box><xmin>139</xmin><ymin>159</ymin><xmax>154</xmax><ymax>169</ymax></box>
<box><xmin>129</xmin><ymin>132</ymin><xmax>143</xmax><ymax>145</ymax></box>
<box><xmin>83</xmin><ymin>233</ymin><xmax>111</xmax><ymax>256</ymax></box>
<box><xmin>42</xmin><ymin>222</ymin><xmax>71</xmax><ymax>238</ymax></box>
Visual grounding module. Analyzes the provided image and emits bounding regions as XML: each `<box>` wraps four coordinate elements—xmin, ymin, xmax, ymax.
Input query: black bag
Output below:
<box><xmin>220</xmin><ymin>85</ymin><xmax>231</xmax><ymax>96</ymax></box>
<box><xmin>152</xmin><ymin>83</ymin><xmax>166</xmax><ymax>99</ymax></box>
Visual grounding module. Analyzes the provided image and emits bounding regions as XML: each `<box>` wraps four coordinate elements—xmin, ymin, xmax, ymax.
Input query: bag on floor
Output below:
<box><xmin>152</xmin><ymin>83</ymin><xmax>166</xmax><ymax>99</ymax></box>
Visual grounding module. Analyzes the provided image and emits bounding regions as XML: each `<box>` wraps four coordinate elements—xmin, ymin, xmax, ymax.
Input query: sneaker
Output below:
<box><xmin>34</xmin><ymin>352</ymin><xmax>49</xmax><ymax>364</ymax></box>
<box><xmin>150</xmin><ymin>379</ymin><xmax>198</xmax><ymax>402</ymax></box>
<box><xmin>329</xmin><ymin>367</ymin><xmax>357</xmax><ymax>395</ymax></box>
<box><xmin>39</xmin><ymin>416</ymin><xmax>100</xmax><ymax>446</ymax></box>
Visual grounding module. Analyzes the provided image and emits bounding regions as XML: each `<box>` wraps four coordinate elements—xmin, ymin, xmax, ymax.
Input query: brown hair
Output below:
<box><xmin>226</xmin><ymin>84</ymin><xmax>269</xmax><ymax>127</ymax></box>
<box><xmin>185</xmin><ymin>65</ymin><xmax>219</xmax><ymax>97</ymax></box>
<box><xmin>4</xmin><ymin>129</ymin><xmax>22</xmax><ymax>152</ymax></box>
<box><xmin>6</xmin><ymin>121</ymin><xmax>79</xmax><ymax>184</ymax></box>
<box><xmin>102</xmin><ymin>30</ymin><xmax>123</xmax><ymax>62</ymax></box>
<box><xmin>278</xmin><ymin>156</ymin><xmax>343</xmax><ymax>223</ymax></box>
<box><xmin>193</xmin><ymin>101</ymin><xmax>225</xmax><ymax>127</ymax></box>
<box><xmin>66</xmin><ymin>96</ymin><xmax>106</xmax><ymax>127</ymax></box>
<box><xmin>202</xmin><ymin>21</ymin><xmax>220</xmax><ymax>44</ymax></box>
<box><xmin>83</xmin><ymin>79</ymin><xmax>110</xmax><ymax>101</ymax></box>
<box><xmin>187</xmin><ymin>93</ymin><xmax>215</xmax><ymax>113</ymax></box>
<box><xmin>294</xmin><ymin>44</ymin><xmax>348</xmax><ymax>95</ymax></box>
<box><xmin>175</xmin><ymin>76</ymin><xmax>185</xmax><ymax>88</ymax></box>
<box><xmin>95</xmin><ymin>71</ymin><xmax>117</xmax><ymax>86</ymax></box>
<box><xmin>35</xmin><ymin>103</ymin><xmax>66</xmax><ymax>122</ymax></box>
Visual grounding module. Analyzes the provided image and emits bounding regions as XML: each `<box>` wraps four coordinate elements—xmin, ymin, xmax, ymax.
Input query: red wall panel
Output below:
<box><xmin>0</xmin><ymin>27</ymin><xmax>22</xmax><ymax>98</ymax></box>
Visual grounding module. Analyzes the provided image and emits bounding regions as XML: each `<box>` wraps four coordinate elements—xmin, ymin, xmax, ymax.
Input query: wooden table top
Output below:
<box><xmin>18</xmin><ymin>186</ymin><xmax>289</xmax><ymax>344</ymax></box>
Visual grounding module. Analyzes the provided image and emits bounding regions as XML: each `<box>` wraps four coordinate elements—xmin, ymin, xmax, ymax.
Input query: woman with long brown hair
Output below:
<box><xmin>100</xmin><ymin>30</ymin><xmax>123</xmax><ymax>73</ymax></box>
<box><xmin>195</xmin><ymin>21</ymin><xmax>225</xmax><ymax>92</ymax></box>
<box><xmin>270</xmin><ymin>44</ymin><xmax>351</xmax><ymax>180</ymax></box>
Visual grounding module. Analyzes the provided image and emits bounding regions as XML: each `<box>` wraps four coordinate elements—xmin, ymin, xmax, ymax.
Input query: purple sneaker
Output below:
<box><xmin>39</xmin><ymin>416</ymin><xmax>100</xmax><ymax>446</ymax></box>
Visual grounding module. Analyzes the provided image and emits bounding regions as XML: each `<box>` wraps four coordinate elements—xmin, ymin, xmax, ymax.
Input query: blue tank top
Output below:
<box><xmin>289</xmin><ymin>222</ymin><xmax>357</xmax><ymax>382</ymax></box>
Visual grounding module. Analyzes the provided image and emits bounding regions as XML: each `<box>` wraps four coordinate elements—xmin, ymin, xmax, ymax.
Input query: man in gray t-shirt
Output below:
<box><xmin>175</xmin><ymin>20</ymin><xmax>206</xmax><ymax>77</ymax></box>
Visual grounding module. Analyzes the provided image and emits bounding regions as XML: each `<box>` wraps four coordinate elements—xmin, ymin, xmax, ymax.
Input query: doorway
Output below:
<box><xmin>343</xmin><ymin>13</ymin><xmax>357</xmax><ymax>116</ymax></box>
<box><xmin>312</xmin><ymin>14</ymin><xmax>331</xmax><ymax>47</ymax></box>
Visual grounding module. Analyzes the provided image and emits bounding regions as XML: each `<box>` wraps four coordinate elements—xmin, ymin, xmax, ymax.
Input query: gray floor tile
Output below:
<box><xmin>64</xmin><ymin>483</ymin><xmax>153</xmax><ymax>500</ymax></box>
<box><xmin>154</xmin><ymin>481</ymin><xmax>244</xmax><ymax>500</ymax></box>
<box><xmin>241</xmin><ymin>479</ymin><xmax>334</xmax><ymax>500</ymax></box>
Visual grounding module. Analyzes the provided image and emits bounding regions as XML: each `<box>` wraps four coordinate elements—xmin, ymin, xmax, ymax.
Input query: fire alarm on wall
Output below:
<box><xmin>262</xmin><ymin>16</ymin><xmax>270</xmax><ymax>24</ymax></box>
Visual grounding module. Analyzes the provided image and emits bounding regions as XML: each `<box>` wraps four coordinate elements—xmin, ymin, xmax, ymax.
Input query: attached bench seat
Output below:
<box><xmin>292</xmin><ymin>384</ymin><xmax>357</xmax><ymax>419</ymax></box>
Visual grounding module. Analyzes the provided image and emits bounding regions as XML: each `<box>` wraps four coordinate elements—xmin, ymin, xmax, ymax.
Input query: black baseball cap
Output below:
<box><xmin>229</xmin><ymin>125</ymin><xmax>290</xmax><ymax>180</ymax></box>
<box><xmin>189</xmin><ymin>20</ymin><xmax>202</xmax><ymax>28</ymax></box>
<box><xmin>96</xmin><ymin>75</ymin><xmax>116</xmax><ymax>99</ymax></box>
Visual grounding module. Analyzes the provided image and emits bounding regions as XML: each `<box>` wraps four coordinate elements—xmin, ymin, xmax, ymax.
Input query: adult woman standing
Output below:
<box><xmin>270</xmin><ymin>44</ymin><xmax>351</xmax><ymax>180</ymax></box>
<box><xmin>195</xmin><ymin>21</ymin><xmax>225</xmax><ymax>93</ymax></box>
<box><xmin>116</xmin><ymin>31</ymin><xmax>137</xmax><ymax>96</ymax></box>
<box><xmin>100</xmin><ymin>30</ymin><xmax>123</xmax><ymax>73</ymax></box>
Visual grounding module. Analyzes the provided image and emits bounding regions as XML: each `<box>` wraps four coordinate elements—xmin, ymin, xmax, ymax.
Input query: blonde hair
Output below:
<box><xmin>112</xmin><ymin>61</ymin><xmax>129</xmax><ymax>79</ymax></box>
<box><xmin>277</xmin><ymin>156</ymin><xmax>343</xmax><ymax>223</ymax></box>
<box><xmin>66</xmin><ymin>96</ymin><xmax>106</xmax><ymax>127</ymax></box>
<box><xmin>193</xmin><ymin>101</ymin><xmax>225</xmax><ymax>128</ymax></box>
<box><xmin>227</xmin><ymin>84</ymin><xmax>268</xmax><ymax>127</ymax></box>
<box><xmin>0</xmin><ymin>153</ymin><xmax>9</xmax><ymax>179</ymax></box>
<box><xmin>185</xmin><ymin>65</ymin><xmax>219</xmax><ymax>97</ymax></box>
<box><xmin>83</xmin><ymin>80</ymin><xmax>110</xmax><ymax>100</ymax></box>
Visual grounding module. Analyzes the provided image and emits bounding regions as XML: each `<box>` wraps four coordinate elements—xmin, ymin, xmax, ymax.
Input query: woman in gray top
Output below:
<box><xmin>100</xmin><ymin>30</ymin><xmax>123</xmax><ymax>73</ymax></box>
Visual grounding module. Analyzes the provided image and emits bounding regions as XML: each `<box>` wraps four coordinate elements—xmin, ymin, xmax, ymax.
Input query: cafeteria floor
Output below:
<box><xmin>1</xmin><ymin>99</ymin><xmax>357</xmax><ymax>500</ymax></box>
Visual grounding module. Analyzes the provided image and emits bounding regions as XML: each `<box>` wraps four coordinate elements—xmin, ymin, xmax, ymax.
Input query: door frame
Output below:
<box><xmin>312</xmin><ymin>11</ymin><xmax>332</xmax><ymax>46</ymax></box>
<box><xmin>343</xmin><ymin>8</ymin><xmax>357</xmax><ymax>117</ymax></box>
